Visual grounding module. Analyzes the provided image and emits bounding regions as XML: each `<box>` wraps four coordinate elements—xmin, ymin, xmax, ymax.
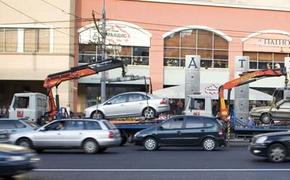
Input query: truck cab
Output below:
<box><xmin>183</xmin><ymin>94</ymin><xmax>214</xmax><ymax>117</ymax></box>
<box><xmin>8</xmin><ymin>93</ymin><xmax>48</xmax><ymax>122</ymax></box>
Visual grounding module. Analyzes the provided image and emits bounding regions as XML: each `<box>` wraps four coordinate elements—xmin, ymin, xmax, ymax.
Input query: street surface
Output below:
<box><xmin>14</xmin><ymin>143</ymin><xmax>290</xmax><ymax>180</ymax></box>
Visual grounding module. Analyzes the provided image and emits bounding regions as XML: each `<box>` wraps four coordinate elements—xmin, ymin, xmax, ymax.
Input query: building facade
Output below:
<box><xmin>75</xmin><ymin>0</ymin><xmax>290</xmax><ymax>112</ymax></box>
<box><xmin>0</xmin><ymin>0</ymin><xmax>76</xmax><ymax>111</ymax></box>
<box><xmin>1</xmin><ymin>0</ymin><xmax>290</xmax><ymax>114</ymax></box>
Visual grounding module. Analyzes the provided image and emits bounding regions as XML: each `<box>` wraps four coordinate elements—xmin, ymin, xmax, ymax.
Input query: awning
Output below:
<box><xmin>153</xmin><ymin>84</ymin><xmax>273</xmax><ymax>101</ymax></box>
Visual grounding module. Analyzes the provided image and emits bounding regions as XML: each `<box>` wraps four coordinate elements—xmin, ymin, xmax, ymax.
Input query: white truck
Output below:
<box><xmin>183</xmin><ymin>94</ymin><xmax>215</xmax><ymax>117</ymax></box>
<box><xmin>8</xmin><ymin>92</ymin><xmax>48</xmax><ymax>122</ymax></box>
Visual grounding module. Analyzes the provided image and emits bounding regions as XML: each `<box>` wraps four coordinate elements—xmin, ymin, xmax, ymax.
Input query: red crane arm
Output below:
<box><xmin>218</xmin><ymin>68</ymin><xmax>287</xmax><ymax>122</ymax></box>
<box><xmin>43</xmin><ymin>58</ymin><xmax>125</xmax><ymax>118</ymax></box>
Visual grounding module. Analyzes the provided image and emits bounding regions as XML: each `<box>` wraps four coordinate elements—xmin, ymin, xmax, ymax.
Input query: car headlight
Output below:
<box><xmin>7</xmin><ymin>155</ymin><xmax>26</xmax><ymax>161</ymax></box>
<box><xmin>255</xmin><ymin>136</ymin><xmax>267</xmax><ymax>144</ymax></box>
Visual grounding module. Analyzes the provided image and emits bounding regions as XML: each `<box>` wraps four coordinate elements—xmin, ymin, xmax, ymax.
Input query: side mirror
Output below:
<box><xmin>105</xmin><ymin>102</ymin><xmax>112</xmax><ymax>105</ymax></box>
<box><xmin>38</xmin><ymin>127</ymin><xmax>46</xmax><ymax>132</ymax></box>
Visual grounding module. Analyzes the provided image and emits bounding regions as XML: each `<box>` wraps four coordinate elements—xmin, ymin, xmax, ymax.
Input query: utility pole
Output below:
<box><xmin>100</xmin><ymin>0</ymin><xmax>107</xmax><ymax>103</ymax></box>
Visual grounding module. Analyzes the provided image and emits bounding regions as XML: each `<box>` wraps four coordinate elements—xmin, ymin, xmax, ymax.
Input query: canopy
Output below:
<box><xmin>153</xmin><ymin>84</ymin><xmax>273</xmax><ymax>101</ymax></box>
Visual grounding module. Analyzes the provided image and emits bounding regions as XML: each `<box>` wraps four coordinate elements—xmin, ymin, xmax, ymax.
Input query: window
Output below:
<box><xmin>13</xmin><ymin>97</ymin><xmax>29</xmax><ymax>109</ymax></box>
<box><xmin>244</xmin><ymin>51</ymin><xmax>288</xmax><ymax>70</ymax></box>
<box><xmin>5</xmin><ymin>29</ymin><xmax>17</xmax><ymax>52</ymax></box>
<box><xmin>102</xmin><ymin>121</ymin><xmax>117</xmax><ymax>130</ymax></box>
<box><xmin>85</xmin><ymin>121</ymin><xmax>102</xmax><ymax>130</ymax></box>
<box><xmin>128</xmin><ymin>94</ymin><xmax>145</xmax><ymax>102</ymax></box>
<box><xmin>64</xmin><ymin>121</ymin><xmax>85</xmax><ymax>130</ymax></box>
<box><xmin>15</xmin><ymin>121</ymin><xmax>26</xmax><ymax>128</ymax></box>
<box><xmin>79</xmin><ymin>44</ymin><xmax>149</xmax><ymax>65</ymax></box>
<box><xmin>164</xmin><ymin>29</ymin><xmax>229</xmax><ymax>68</ymax></box>
<box><xmin>0</xmin><ymin>29</ymin><xmax>4</xmax><ymax>52</ymax></box>
<box><xmin>189</xmin><ymin>98</ymin><xmax>205</xmax><ymax>110</ymax></box>
<box><xmin>279</xmin><ymin>101</ymin><xmax>290</xmax><ymax>109</ymax></box>
<box><xmin>45</xmin><ymin>121</ymin><xmax>65</xmax><ymax>131</ymax></box>
<box><xmin>0</xmin><ymin>120</ymin><xmax>15</xmax><ymax>129</ymax></box>
<box><xmin>185</xmin><ymin>117</ymin><xmax>204</xmax><ymax>128</ymax></box>
<box><xmin>161</xmin><ymin>117</ymin><xmax>184</xmax><ymax>129</ymax></box>
<box><xmin>24</xmin><ymin>29</ymin><xmax>49</xmax><ymax>52</ymax></box>
<box><xmin>109</xmin><ymin>95</ymin><xmax>128</xmax><ymax>104</ymax></box>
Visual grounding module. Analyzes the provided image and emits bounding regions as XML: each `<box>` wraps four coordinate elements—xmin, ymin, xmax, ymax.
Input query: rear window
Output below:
<box><xmin>102</xmin><ymin>121</ymin><xmax>117</xmax><ymax>130</ymax></box>
<box><xmin>85</xmin><ymin>121</ymin><xmax>102</xmax><ymax>130</ymax></box>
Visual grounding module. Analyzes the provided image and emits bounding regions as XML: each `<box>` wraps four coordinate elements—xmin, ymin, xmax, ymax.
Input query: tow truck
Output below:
<box><xmin>184</xmin><ymin>67</ymin><xmax>290</xmax><ymax>138</ymax></box>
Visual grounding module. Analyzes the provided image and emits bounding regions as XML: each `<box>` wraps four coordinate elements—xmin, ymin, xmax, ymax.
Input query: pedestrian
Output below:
<box><xmin>176</xmin><ymin>99</ymin><xmax>184</xmax><ymax>115</ymax></box>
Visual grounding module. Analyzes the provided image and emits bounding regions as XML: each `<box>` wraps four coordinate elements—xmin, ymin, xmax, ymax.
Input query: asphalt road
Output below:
<box><xmin>13</xmin><ymin>143</ymin><xmax>290</xmax><ymax>180</ymax></box>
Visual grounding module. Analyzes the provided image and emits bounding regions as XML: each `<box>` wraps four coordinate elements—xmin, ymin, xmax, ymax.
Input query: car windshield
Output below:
<box><xmin>23</xmin><ymin>120</ymin><xmax>39</xmax><ymax>129</ymax></box>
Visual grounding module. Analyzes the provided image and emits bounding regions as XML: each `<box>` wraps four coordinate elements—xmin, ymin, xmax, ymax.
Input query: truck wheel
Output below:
<box><xmin>16</xmin><ymin>138</ymin><xmax>33</xmax><ymax>149</ymax></box>
<box><xmin>143</xmin><ymin>107</ymin><xmax>156</xmax><ymax>119</ymax></box>
<box><xmin>260</xmin><ymin>113</ymin><xmax>272</xmax><ymax>124</ymax></box>
<box><xmin>82</xmin><ymin>139</ymin><xmax>99</xmax><ymax>154</ymax></box>
<box><xmin>202</xmin><ymin>138</ymin><xmax>216</xmax><ymax>151</ymax></box>
<box><xmin>267</xmin><ymin>143</ymin><xmax>287</xmax><ymax>162</ymax></box>
<box><xmin>91</xmin><ymin>111</ymin><xmax>104</xmax><ymax>119</ymax></box>
<box><xmin>144</xmin><ymin>137</ymin><xmax>158</xmax><ymax>151</ymax></box>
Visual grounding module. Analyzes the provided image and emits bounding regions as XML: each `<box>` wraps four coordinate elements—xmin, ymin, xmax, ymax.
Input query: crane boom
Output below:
<box><xmin>43</xmin><ymin>58</ymin><xmax>126</xmax><ymax>119</ymax></box>
<box><xmin>218</xmin><ymin>68</ymin><xmax>288</xmax><ymax>121</ymax></box>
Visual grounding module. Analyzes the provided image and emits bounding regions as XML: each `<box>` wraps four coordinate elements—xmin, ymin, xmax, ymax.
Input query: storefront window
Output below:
<box><xmin>244</xmin><ymin>51</ymin><xmax>289</xmax><ymax>70</ymax></box>
<box><xmin>79</xmin><ymin>44</ymin><xmax>149</xmax><ymax>65</ymax></box>
<box><xmin>164</xmin><ymin>29</ymin><xmax>229</xmax><ymax>68</ymax></box>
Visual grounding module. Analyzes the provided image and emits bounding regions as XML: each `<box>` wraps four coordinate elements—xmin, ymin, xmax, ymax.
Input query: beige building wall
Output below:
<box><xmin>0</xmin><ymin>0</ymin><xmax>76</xmax><ymax>108</ymax></box>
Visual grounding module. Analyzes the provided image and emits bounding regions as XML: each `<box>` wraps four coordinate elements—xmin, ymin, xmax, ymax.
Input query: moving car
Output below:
<box><xmin>0</xmin><ymin>144</ymin><xmax>39</xmax><ymax>178</ymax></box>
<box><xmin>134</xmin><ymin>115</ymin><xmax>226</xmax><ymax>151</ymax></box>
<box><xmin>250</xmin><ymin>99</ymin><xmax>290</xmax><ymax>124</ymax></box>
<box><xmin>9</xmin><ymin>119</ymin><xmax>121</xmax><ymax>154</ymax></box>
<box><xmin>84</xmin><ymin>92</ymin><xmax>170</xmax><ymax>119</ymax></box>
<box><xmin>249</xmin><ymin>131</ymin><xmax>290</xmax><ymax>162</ymax></box>
<box><xmin>0</xmin><ymin>118</ymin><xmax>38</xmax><ymax>134</ymax></box>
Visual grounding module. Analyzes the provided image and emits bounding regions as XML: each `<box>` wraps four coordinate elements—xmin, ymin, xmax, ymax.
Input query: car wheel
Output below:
<box><xmin>91</xmin><ymin>111</ymin><xmax>104</xmax><ymax>119</ymax></box>
<box><xmin>144</xmin><ymin>137</ymin><xmax>158</xmax><ymax>151</ymax></box>
<box><xmin>83</xmin><ymin>139</ymin><xmax>99</xmax><ymax>154</ymax></box>
<box><xmin>143</xmin><ymin>107</ymin><xmax>156</xmax><ymax>119</ymax></box>
<box><xmin>260</xmin><ymin>113</ymin><xmax>272</xmax><ymax>124</ymax></box>
<box><xmin>16</xmin><ymin>138</ymin><xmax>32</xmax><ymax>148</ymax></box>
<box><xmin>202</xmin><ymin>138</ymin><xmax>216</xmax><ymax>151</ymax></box>
<box><xmin>267</xmin><ymin>143</ymin><xmax>287</xmax><ymax>163</ymax></box>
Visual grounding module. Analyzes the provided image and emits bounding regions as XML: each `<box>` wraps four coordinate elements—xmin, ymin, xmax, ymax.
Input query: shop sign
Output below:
<box><xmin>259</xmin><ymin>39</ymin><xmax>290</xmax><ymax>47</ymax></box>
<box><xmin>204</xmin><ymin>84</ymin><xmax>219</xmax><ymax>95</ymax></box>
<box><xmin>79</xmin><ymin>21</ymin><xmax>150</xmax><ymax>47</ymax></box>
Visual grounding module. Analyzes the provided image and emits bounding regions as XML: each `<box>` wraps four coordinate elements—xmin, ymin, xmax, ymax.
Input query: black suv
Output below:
<box><xmin>134</xmin><ymin>115</ymin><xmax>226</xmax><ymax>151</ymax></box>
<box><xmin>249</xmin><ymin>131</ymin><xmax>290</xmax><ymax>162</ymax></box>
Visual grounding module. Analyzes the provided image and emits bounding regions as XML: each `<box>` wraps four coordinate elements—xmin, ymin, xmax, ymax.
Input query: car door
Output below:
<box><xmin>273</xmin><ymin>101</ymin><xmax>290</xmax><ymax>120</ymax></box>
<box><xmin>33</xmin><ymin>121</ymin><xmax>66</xmax><ymax>147</ymax></box>
<box><xmin>181</xmin><ymin>116</ymin><xmax>206</xmax><ymax>145</ymax></box>
<box><xmin>126</xmin><ymin>93</ymin><xmax>147</xmax><ymax>116</ymax></box>
<box><xmin>102</xmin><ymin>94</ymin><xmax>128</xmax><ymax>117</ymax></box>
<box><xmin>156</xmin><ymin>117</ymin><xmax>184</xmax><ymax>145</ymax></box>
<box><xmin>60</xmin><ymin>120</ymin><xmax>85</xmax><ymax>147</ymax></box>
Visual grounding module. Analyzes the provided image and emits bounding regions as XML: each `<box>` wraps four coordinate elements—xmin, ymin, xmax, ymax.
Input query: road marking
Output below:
<box><xmin>35</xmin><ymin>169</ymin><xmax>290</xmax><ymax>172</ymax></box>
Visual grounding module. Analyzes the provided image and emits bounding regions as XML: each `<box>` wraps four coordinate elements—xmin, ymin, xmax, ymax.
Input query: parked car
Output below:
<box><xmin>250</xmin><ymin>99</ymin><xmax>290</xmax><ymax>124</ymax></box>
<box><xmin>249</xmin><ymin>131</ymin><xmax>290</xmax><ymax>162</ymax></box>
<box><xmin>134</xmin><ymin>115</ymin><xmax>226</xmax><ymax>151</ymax></box>
<box><xmin>9</xmin><ymin>119</ymin><xmax>121</xmax><ymax>154</ymax></box>
<box><xmin>0</xmin><ymin>118</ymin><xmax>38</xmax><ymax>135</ymax></box>
<box><xmin>84</xmin><ymin>92</ymin><xmax>170</xmax><ymax>119</ymax></box>
<box><xmin>0</xmin><ymin>144</ymin><xmax>39</xmax><ymax>178</ymax></box>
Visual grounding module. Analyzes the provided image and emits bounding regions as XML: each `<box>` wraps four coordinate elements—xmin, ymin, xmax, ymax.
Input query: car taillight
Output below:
<box><xmin>108</xmin><ymin>131</ymin><xmax>114</xmax><ymax>138</ymax></box>
<box><xmin>160</xmin><ymin>98</ymin><xmax>168</xmax><ymax>104</ymax></box>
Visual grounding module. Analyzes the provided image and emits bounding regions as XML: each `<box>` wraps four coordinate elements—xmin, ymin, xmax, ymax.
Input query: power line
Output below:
<box><xmin>39</xmin><ymin>0</ymin><xmax>82</xmax><ymax>20</ymax></box>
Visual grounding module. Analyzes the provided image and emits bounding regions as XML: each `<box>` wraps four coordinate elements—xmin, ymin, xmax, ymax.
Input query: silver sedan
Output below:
<box><xmin>84</xmin><ymin>92</ymin><xmax>170</xmax><ymax>119</ymax></box>
<box><xmin>9</xmin><ymin>119</ymin><xmax>121</xmax><ymax>154</ymax></box>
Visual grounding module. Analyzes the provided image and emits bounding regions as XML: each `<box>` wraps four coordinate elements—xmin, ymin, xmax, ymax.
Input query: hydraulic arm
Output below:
<box><xmin>43</xmin><ymin>58</ymin><xmax>126</xmax><ymax>119</ymax></box>
<box><xmin>218</xmin><ymin>68</ymin><xmax>288</xmax><ymax>122</ymax></box>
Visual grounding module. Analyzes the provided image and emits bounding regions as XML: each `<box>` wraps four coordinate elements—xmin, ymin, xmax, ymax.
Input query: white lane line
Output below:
<box><xmin>34</xmin><ymin>169</ymin><xmax>290</xmax><ymax>172</ymax></box>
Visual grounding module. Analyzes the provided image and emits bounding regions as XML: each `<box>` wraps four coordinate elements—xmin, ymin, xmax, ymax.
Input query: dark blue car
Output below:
<box><xmin>134</xmin><ymin>115</ymin><xmax>226</xmax><ymax>151</ymax></box>
<box><xmin>0</xmin><ymin>144</ymin><xmax>39</xmax><ymax>178</ymax></box>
